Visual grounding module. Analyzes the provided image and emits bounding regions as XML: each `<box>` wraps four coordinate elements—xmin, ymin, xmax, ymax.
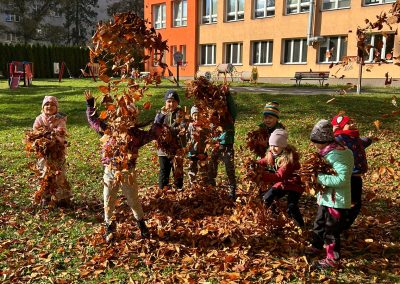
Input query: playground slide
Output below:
<box><xmin>10</xmin><ymin>77</ymin><xmax>20</xmax><ymax>89</ymax></box>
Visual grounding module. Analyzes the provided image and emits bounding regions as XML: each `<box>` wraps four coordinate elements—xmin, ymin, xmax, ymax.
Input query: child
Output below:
<box><xmin>308</xmin><ymin>119</ymin><xmax>354</xmax><ymax>269</ymax></box>
<box><xmin>85</xmin><ymin>91</ymin><xmax>162</xmax><ymax>242</ymax></box>
<box><xmin>208</xmin><ymin>91</ymin><xmax>237</xmax><ymax>200</ymax></box>
<box><xmin>33</xmin><ymin>96</ymin><xmax>71</xmax><ymax>206</ymax></box>
<box><xmin>257</xmin><ymin>129</ymin><xmax>304</xmax><ymax>227</ymax></box>
<box><xmin>154</xmin><ymin>90</ymin><xmax>187</xmax><ymax>190</ymax></box>
<box><xmin>187</xmin><ymin>106</ymin><xmax>208</xmax><ymax>186</ymax></box>
<box><xmin>254</xmin><ymin>101</ymin><xmax>285</xmax><ymax>157</ymax></box>
<box><xmin>331</xmin><ymin>115</ymin><xmax>372</xmax><ymax>230</ymax></box>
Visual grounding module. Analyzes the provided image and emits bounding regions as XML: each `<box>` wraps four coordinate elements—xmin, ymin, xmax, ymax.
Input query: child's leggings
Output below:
<box><xmin>312</xmin><ymin>205</ymin><xmax>349</xmax><ymax>259</ymax></box>
<box><xmin>208</xmin><ymin>144</ymin><xmax>236</xmax><ymax>190</ymax></box>
<box><xmin>103</xmin><ymin>167</ymin><xmax>144</xmax><ymax>225</ymax></box>
<box><xmin>262</xmin><ymin>187</ymin><xmax>304</xmax><ymax>227</ymax></box>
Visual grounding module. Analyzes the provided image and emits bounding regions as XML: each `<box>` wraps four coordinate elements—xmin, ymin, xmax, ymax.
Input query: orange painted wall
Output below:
<box><xmin>144</xmin><ymin>0</ymin><xmax>197</xmax><ymax>77</ymax></box>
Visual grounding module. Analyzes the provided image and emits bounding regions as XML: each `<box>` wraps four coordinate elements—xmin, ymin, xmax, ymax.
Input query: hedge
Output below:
<box><xmin>0</xmin><ymin>43</ymin><xmax>90</xmax><ymax>78</ymax></box>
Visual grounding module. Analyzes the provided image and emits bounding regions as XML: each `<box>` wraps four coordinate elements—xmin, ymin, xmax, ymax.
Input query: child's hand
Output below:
<box><xmin>84</xmin><ymin>90</ymin><xmax>93</xmax><ymax>101</ymax></box>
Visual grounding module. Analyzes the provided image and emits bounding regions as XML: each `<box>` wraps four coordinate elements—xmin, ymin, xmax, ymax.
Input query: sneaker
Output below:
<box><xmin>104</xmin><ymin>222</ymin><xmax>116</xmax><ymax>243</ymax></box>
<box><xmin>137</xmin><ymin>220</ymin><xmax>150</xmax><ymax>239</ymax></box>
<box><xmin>305</xmin><ymin>246</ymin><xmax>323</xmax><ymax>256</ymax></box>
<box><xmin>315</xmin><ymin>258</ymin><xmax>339</xmax><ymax>269</ymax></box>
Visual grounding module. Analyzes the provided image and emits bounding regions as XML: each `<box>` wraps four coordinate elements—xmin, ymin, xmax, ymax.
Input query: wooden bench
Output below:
<box><xmin>291</xmin><ymin>71</ymin><xmax>329</xmax><ymax>86</ymax></box>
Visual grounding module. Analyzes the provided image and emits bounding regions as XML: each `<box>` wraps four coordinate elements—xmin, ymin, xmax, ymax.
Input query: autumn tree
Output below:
<box><xmin>63</xmin><ymin>0</ymin><xmax>98</xmax><ymax>46</ymax></box>
<box><xmin>107</xmin><ymin>0</ymin><xmax>143</xmax><ymax>18</ymax></box>
<box><xmin>0</xmin><ymin>0</ymin><xmax>61</xmax><ymax>44</ymax></box>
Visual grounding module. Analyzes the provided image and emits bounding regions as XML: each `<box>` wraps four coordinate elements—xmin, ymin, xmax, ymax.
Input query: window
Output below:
<box><xmin>153</xmin><ymin>4</ymin><xmax>166</xmax><ymax>29</ymax></box>
<box><xmin>202</xmin><ymin>0</ymin><xmax>217</xmax><ymax>24</ymax></box>
<box><xmin>286</xmin><ymin>0</ymin><xmax>310</xmax><ymax>14</ymax></box>
<box><xmin>6</xmin><ymin>33</ymin><xmax>18</xmax><ymax>42</ymax></box>
<box><xmin>5</xmin><ymin>13</ymin><xmax>20</xmax><ymax>22</ymax></box>
<box><xmin>226</xmin><ymin>0</ymin><xmax>244</xmax><ymax>21</ymax></box>
<box><xmin>318</xmin><ymin>36</ymin><xmax>347</xmax><ymax>63</ymax></box>
<box><xmin>255</xmin><ymin>0</ymin><xmax>275</xmax><ymax>18</ymax></box>
<box><xmin>283</xmin><ymin>38</ymin><xmax>307</xmax><ymax>63</ymax></box>
<box><xmin>322</xmin><ymin>0</ymin><xmax>350</xmax><ymax>10</ymax></box>
<box><xmin>200</xmin><ymin>44</ymin><xmax>216</xmax><ymax>65</ymax></box>
<box><xmin>153</xmin><ymin>50</ymin><xmax>166</xmax><ymax>66</ymax></box>
<box><xmin>173</xmin><ymin>0</ymin><xmax>187</xmax><ymax>27</ymax></box>
<box><xmin>225</xmin><ymin>43</ymin><xmax>243</xmax><ymax>64</ymax></box>
<box><xmin>364</xmin><ymin>0</ymin><xmax>395</xmax><ymax>5</ymax></box>
<box><xmin>364</xmin><ymin>33</ymin><xmax>395</xmax><ymax>62</ymax></box>
<box><xmin>252</xmin><ymin>41</ymin><xmax>273</xmax><ymax>64</ymax></box>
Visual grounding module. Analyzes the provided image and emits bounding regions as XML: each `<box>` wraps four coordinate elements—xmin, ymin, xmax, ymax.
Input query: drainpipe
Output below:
<box><xmin>307</xmin><ymin>0</ymin><xmax>315</xmax><ymax>46</ymax></box>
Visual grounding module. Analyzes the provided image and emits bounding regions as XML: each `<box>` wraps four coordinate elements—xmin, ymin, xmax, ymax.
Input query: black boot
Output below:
<box><xmin>104</xmin><ymin>222</ymin><xmax>116</xmax><ymax>243</ymax></box>
<box><xmin>137</xmin><ymin>219</ymin><xmax>149</xmax><ymax>239</ymax></box>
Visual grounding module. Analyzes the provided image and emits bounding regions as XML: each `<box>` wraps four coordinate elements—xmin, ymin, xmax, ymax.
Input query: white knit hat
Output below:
<box><xmin>269</xmin><ymin>129</ymin><xmax>288</xmax><ymax>148</ymax></box>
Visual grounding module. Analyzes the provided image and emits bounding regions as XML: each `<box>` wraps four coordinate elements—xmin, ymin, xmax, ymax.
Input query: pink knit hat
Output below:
<box><xmin>269</xmin><ymin>129</ymin><xmax>288</xmax><ymax>148</ymax></box>
<box><xmin>42</xmin><ymin>96</ymin><xmax>59</xmax><ymax>109</ymax></box>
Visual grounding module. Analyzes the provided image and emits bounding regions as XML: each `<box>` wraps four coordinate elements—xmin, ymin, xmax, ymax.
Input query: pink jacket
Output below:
<box><xmin>33</xmin><ymin>113</ymin><xmax>67</xmax><ymax>142</ymax></box>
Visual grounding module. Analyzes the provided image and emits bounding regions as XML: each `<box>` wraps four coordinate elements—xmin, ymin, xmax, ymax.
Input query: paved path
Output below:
<box><xmin>230</xmin><ymin>86</ymin><xmax>352</xmax><ymax>95</ymax></box>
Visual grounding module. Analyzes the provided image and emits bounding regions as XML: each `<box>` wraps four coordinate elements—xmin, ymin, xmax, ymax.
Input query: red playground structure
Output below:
<box><xmin>8</xmin><ymin>61</ymin><xmax>34</xmax><ymax>89</ymax></box>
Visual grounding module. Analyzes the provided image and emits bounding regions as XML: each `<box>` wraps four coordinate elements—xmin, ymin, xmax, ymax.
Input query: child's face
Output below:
<box><xmin>192</xmin><ymin>112</ymin><xmax>199</xmax><ymax>122</ymax></box>
<box><xmin>165</xmin><ymin>99</ymin><xmax>178</xmax><ymax>111</ymax></box>
<box><xmin>270</xmin><ymin>145</ymin><xmax>284</xmax><ymax>155</ymax></box>
<box><xmin>43</xmin><ymin>102</ymin><xmax>57</xmax><ymax>116</ymax></box>
<box><xmin>342</xmin><ymin>119</ymin><xmax>357</xmax><ymax>131</ymax></box>
<box><xmin>263</xmin><ymin>115</ymin><xmax>278</xmax><ymax>128</ymax></box>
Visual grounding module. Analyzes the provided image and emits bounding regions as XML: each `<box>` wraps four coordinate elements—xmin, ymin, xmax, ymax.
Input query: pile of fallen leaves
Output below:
<box><xmin>246</xmin><ymin>128</ymin><xmax>269</xmax><ymax>157</ymax></box>
<box><xmin>297</xmin><ymin>152</ymin><xmax>335</xmax><ymax>195</ymax></box>
<box><xmin>185</xmin><ymin>77</ymin><xmax>231</xmax><ymax>140</ymax></box>
<box><xmin>24</xmin><ymin>128</ymin><xmax>67</xmax><ymax>204</ymax></box>
<box><xmin>88</xmin><ymin>12</ymin><xmax>170</xmax><ymax>174</ymax></box>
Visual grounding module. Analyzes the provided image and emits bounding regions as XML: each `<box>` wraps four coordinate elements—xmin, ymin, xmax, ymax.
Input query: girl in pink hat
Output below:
<box><xmin>33</xmin><ymin>96</ymin><xmax>71</xmax><ymax>206</ymax></box>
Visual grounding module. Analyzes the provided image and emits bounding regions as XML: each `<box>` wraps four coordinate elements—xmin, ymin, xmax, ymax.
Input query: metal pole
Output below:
<box><xmin>307</xmin><ymin>0</ymin><xmax>315</xmax><ymax>46</ymax></box>
<box><xmin>176</xmin><ymin>63</ymin><xmax>180</xmax><ymax>87</ymax></box>
<box><xmin>357</xmin><ymin>55</ymin><xmax>363</xmax><ymax>94</ymax></box>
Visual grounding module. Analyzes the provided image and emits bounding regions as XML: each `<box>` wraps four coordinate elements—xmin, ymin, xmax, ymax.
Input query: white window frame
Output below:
<box><xmin>363</xmin><ymin>0</ymin><xmax>395</xmax><ymax>5</ymax></box>
<box><xmin>318</xmin><ymin>36</ymin><xmax>347</xmax><ymax>63</ymax></box>
<box><xmin>200</xmin><ymin>44</ymin><xmax>216</xmax><ymax>65</ymax></box>
<box><xmin>6</xmin><ymin>32</ymin><xmax>18</xmax><ymax>42</ymax></box>
<box><xmin>153</xmin><ymin>50</ymin><xmax>166</xmax><ymax>67</ymax></box>
<box><xmin>286</xmin><ymin>0</ymin><xmax>310</xmax><ymax>15</ymax></box>
<box><xmin>322</xmin><ymin>0</ymin><xmax>351</xmax><ymax>10</ymax></box>
<box><xmin>202</xmin><ymin>0</ymin><xmax>217</xmax><ymax>24</ymax></box>
<box><xmin>252</xmin><ymin>41</ymin><xmax>273</xmax><ymax>65</ymax></box>
<box><xmin>225</xmin><ymin>42</ymin><xmax>243</xmax><ymax>65</ymax></box>
<box><xmin>364</xmin><ymin>33</ymin><xmax>395</xmax><ymax>63</ymax></box>
<box><xmin>226</xmin><ymin>0</ymin><xmax>244</xmax><ymax>22</ymax></box>
<box><xmin>153</xmin><ymin>4</ymin><xmax>166</xmax><ymax>29</ymax></box>
<box><xmin>254</xmin><ymin>0</ymin><xmax>275</xmax><ymax>18</ymax></box>
<box><xmin>173</xmin><ymin>0</ymin><xmax>187</xmax><ymax>27</ymax></box>
<box><xmin>283</xmin><ymin>38</ymin><xmax>307</xmax><ymax>64</ymax></box>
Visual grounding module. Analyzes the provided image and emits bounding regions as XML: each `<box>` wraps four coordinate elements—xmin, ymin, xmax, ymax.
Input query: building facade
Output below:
<box><xmin>144</xmin><ymin>0</ymin><xmax>400</xmax><ymax>83</ymax></box>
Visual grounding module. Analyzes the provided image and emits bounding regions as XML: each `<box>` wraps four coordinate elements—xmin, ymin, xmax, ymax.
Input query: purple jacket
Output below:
<box><xmin>334</xmin><ymin>134</ymin><xmax>372</xmax><ymax>175</ymax></box>
<box><xmin>86</xmin><ymin>98</ymin><xmax>161</xmax><ymax>168</ymax></box>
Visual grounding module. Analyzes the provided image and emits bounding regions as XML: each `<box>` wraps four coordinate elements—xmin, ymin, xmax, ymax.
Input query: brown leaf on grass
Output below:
<box><xmin>374</xmin><ymin>120</ymin><xmax>382</xmax><ymax>131</ymax></box>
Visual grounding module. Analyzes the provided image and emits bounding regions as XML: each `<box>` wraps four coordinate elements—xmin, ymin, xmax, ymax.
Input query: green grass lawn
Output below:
<box><xmin>0</xmin><ymin>78</ymin><xmax>399</xmax><ymax>283</ymax></box>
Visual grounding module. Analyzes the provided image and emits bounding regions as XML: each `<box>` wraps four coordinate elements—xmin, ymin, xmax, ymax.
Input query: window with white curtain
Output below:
<box><xmin>254</xmin><ymin>0</ymin><xmax>275</xmax><ymax>18</ymax></box>
<box><xmin>286</xmin><ymin>0</ymin><xmax>310</xmax><ymax>14</ymax></box>
<box><xmin>283</xmin><ymin>38</ymin><xmax>307</xmax><ymax>63</ymax></box>
<box><xmin>200</xmin><ymin>44</ymin><xmax>216</xmax><ymax>65</ymax></box>
<box><xmin>225</xmin><ymin>43</ymin><xmax>243</xmax><ymax>64</ymax></box>
<box><xmin>202</xmin><ymin>0</ymin><xmax>217</xmax><ymax>24</ymax></box>
<box><xmin>322</xmin><ymin>0</ymin><xmax>350</xmax><ymax>10</ymax></box>
<box><xmin>364</xmin><ymin>33</ymin><xmax>395</xmax><ymax>62</ymax></box>
<box><xmin>364</xmin><ymin>0</ymin><xmax>395</xmax><ymax>5</ymax></box>
<box><xmin>226</xmin><ymin>0</ymin><xmax>244</xmax><ymax>21</ymax></box>
<box><xmin>173</xmin><ymin>0</ymin><xmax>187</xmax><ymax>27</ymax></box>
<box><xmin>318</xmin><ymin>36</ymin><xmax>347</xmax><ymax>63</ymax></box>
<box><xmin>252</xmin><ymin>41</ymin><xmax>273</xmax><ymax>64</ymax></box>
<box><xmin>153</xmin><ymin>4</ymin><xmax>166</xmax><ymax>29</ymax></box>
<box><xmin>153</xmin><ymin>50</ymin><xmax>166</xmax><ymax>66</ymax></box>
